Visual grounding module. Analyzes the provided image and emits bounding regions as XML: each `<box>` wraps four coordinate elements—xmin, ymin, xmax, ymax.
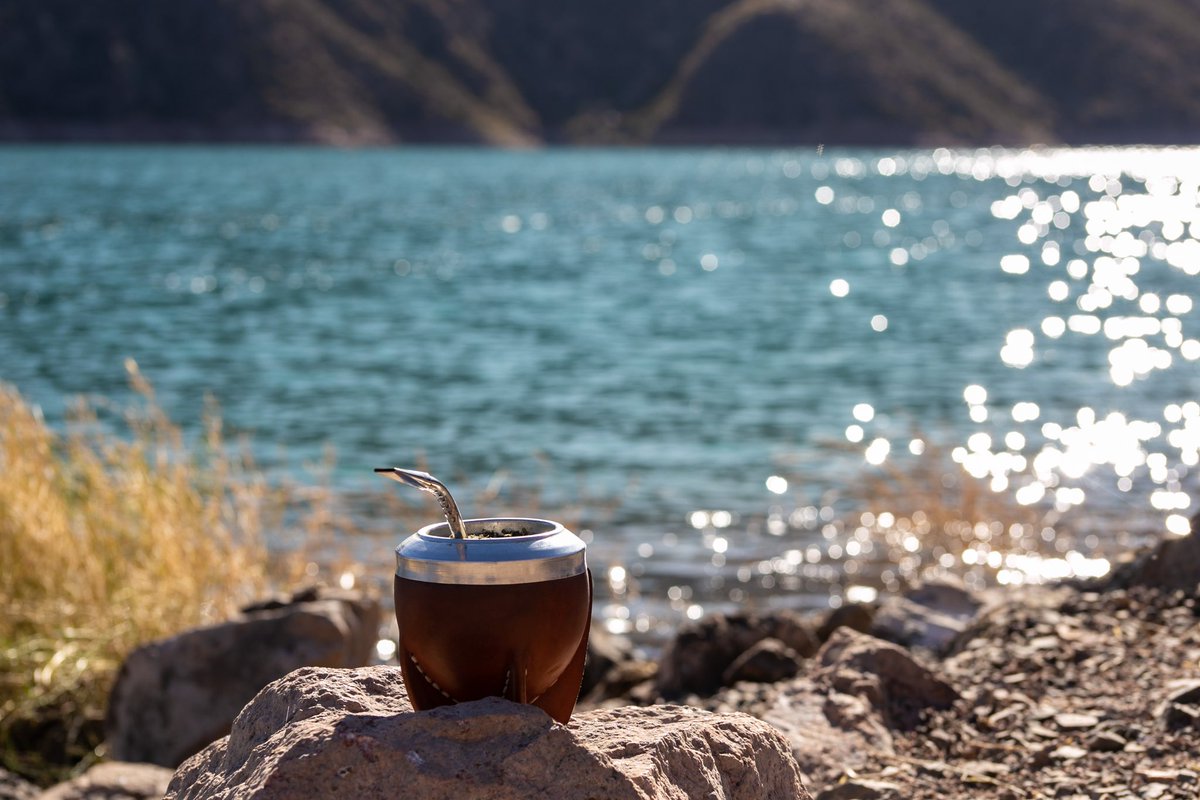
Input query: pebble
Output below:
<box><xmin>1050</xmin><ymin>744</ymin><xmax>1088</xmax><ymax>760</ymax></box>
<box><xmin>1137</xmin><ymin>769</ymin><xmax>1179</xmax><ymax>782</ymax></box>
<box><xmin>957</xmin><ymin>761</ymin><xmax>1008</xmax><ymax>778</ymax></box>
<box><xmin>1054</xmin><ymin>712</ymin><xmax>1099</xmax><ymax>730</ymax></box>
<box><xmin>1086</xmin><ymin>730</ymin><xmax>1127</xmax><ymax>752</ymax></box>
<box><xmin>1032</xmin><ymin>705</ymin><xmax>1060</xmax><ymax>721</ymax></box>
<box><xmin>1029</xmin><ymin>723</ymin><xmax>1060</xmax><ymax>738</ymax></box>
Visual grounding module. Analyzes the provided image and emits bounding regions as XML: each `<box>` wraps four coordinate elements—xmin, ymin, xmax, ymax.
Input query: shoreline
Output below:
<box><xmin>578</xmin><ymin>524</ymin><xmax>1200</xmax><ymax>797</ymax></box>
<box><xmin>4</xmin><ymin>526</ymin><xmax>1196</xmax><ymax>798</ymax></box>
<box><xmin>4</xmin><ymin>123</ymin><xmax>1200</xmax><ymax>149</ymax></box>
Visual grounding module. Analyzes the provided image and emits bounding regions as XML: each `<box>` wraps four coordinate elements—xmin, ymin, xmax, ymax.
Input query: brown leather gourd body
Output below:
<box><xmin>394</xmin><ymin>570</ymin><xmax>592</xmax><ymax>723</ymax></box>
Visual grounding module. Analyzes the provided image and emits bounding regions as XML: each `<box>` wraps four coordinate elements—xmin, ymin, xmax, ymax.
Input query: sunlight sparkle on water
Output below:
<box><xmin>1166</xmin><ymin>514</ymin><xmax>1192</xmax><ymax>535</ymax></box>
<box><xmin>864</xmin><ymin>438</ymin><xmax>890</xmax><ymax>465</ymax></box>
<box><xmin>1000</xmin><ymin>328</ymin><xmax>1035</xmax><ymax>367</ymax></box>
<box><xmin>1001</xmin><ymin>254</ymin><xmax>1030</xmax><ymax>274</ymax></box>
<box><xmin>997</xmin><ymin>552</ymin><xmax>1111</xmax><ymax>585</ymax></box>
<box><xmin>938</xmin><ymin>145</ymin><xmax>1200</xmax><ymax>520</ymax></box>
<box><xmin>845</xmin><ymin>585</ymin><xmax>878</xmax><ymax>604</ymax></box>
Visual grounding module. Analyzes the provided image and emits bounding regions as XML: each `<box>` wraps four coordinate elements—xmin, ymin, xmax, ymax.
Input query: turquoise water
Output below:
<box><xmin>2</xmin><ymin>146</ymin><xmax>1198</xmax><ymax>634</ymax></box>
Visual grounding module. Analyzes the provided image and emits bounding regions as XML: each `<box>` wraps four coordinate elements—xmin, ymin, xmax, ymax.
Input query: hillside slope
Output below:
<box><xmin>927</xmin><ymin>0</ymin><xmax>1200</xmax><ymax>141</ymax></box>
<box><xmin>0</xmin><ymin>0</ymin><xmax>1196</xmax><ymax>144</ymax></box>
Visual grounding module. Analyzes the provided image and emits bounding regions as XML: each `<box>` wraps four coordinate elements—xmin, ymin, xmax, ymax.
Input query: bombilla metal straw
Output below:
<box><xmin>375</xmin><ymin>467</ymin><xmax>468</xmax><ymax>539</ymax></box>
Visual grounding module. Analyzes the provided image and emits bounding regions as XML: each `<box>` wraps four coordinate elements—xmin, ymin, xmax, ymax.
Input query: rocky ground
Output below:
<box><xmin>5</xmin><ymin>529</ymin><xmax>1197</xmax><ymax>799</ymax></box>
<box><xmin>581</xmin><ymin>525</ymin><xmax>1200</xmax><ymax>800</ymax></box>
<box><xmin>821</xmin><ymin>586</ymin><xmax>1199</xmax><ymax>799</ymax></box>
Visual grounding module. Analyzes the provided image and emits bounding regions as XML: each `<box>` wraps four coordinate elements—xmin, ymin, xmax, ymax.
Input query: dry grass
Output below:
<box><xmin>0</xmin><ymin>362</ymin><xmax>299</xmax><ymax>782</ymax></box>
<box><xmin>847</xmin><ymin>442</ymin><xmax>1053</xmax><ymax>582</ymax></box>
<box><xmin>785</xmin><ymin>436</ymin><xmax>1072</xmax><ymax>594</ymax></box>
<box><xmin>0</xmin><ymin>366</ymin><xmax>598</xmax><ymax>785</ymax></box>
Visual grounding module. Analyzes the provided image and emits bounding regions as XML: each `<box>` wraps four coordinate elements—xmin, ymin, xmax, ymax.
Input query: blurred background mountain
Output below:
<box><xmin>2</xmin><ymin>0</ymin><xmax>1200</xmax><ymax>145</ymax></box>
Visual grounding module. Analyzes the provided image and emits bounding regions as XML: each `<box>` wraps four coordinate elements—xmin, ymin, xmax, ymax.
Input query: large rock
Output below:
<box><xmin>818</xmin><ymin>628</ymin><xmax>959</xmax><ymax>729</ymax></box>
<box><xmin>714</xmin><ymin>629</ymin><xmax>959</xmax><ymax>786</ymax></box>
<box><xmin>758</xmin><ymin>680</ymin><xmax>894</xmax><ymax>787</ymax></box>
<box><xmin>1105</xmin><ymin>513</ymin><xmax>1200</xmax><ymax>593</ymax></box>
<box><xmin>165</xmin><ymin>666</ymin><xmax>812</xmax><ymax>800</ymax></box>
<box><xmin>37</xmin><ymin>763</ymin><xmax>173</xmax><ymax>800</ymax></box>
<box><xmin>106</xmin><ymin>587</ymin><xmax>381</xmax><ymax>767</ymax></box>
<box><xmin>657</xmin><ymin>610</ymin><xmax>819</xmax><ymax>698</ymax></box>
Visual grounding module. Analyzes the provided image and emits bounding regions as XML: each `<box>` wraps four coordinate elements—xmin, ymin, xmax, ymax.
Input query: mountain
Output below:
<box><xmin>1</xmin><ymin>0</ymin><xmax>1197</xmax><ymax>145</ymax></box>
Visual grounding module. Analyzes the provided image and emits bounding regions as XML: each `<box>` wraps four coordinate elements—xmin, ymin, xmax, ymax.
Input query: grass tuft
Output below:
<box><xmin>0</xmin><ymin>362</ymin><xmax>280</xmax><ymax>783</ymax></box>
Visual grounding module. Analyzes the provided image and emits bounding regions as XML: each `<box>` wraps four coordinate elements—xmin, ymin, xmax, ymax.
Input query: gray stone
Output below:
<box><xmin>722</xmin><ymin>638</ymin><xmax>802</xmax><ymax>685</ymax></box>
<box><xmin>904</xmin><ymin>577</ymin><xmax>982</xmax><ymax>619</ymax></box>
<box><xmin>870</xmin><ymin>597</ymin><xmax>966</xmax><ymax>654</ymax></box>
<box><xmin>37</xmin><ymin>762</ymin><xmax>172</xmax><ymax>800</ymax></box>
<box><xmin>816</xmin><ymin>603</ymin><xmax>875</xmax><ymax>644</ymax></box>
<box><xmin>870</xmin><ymin>579</ymin><xmax>982</xmax><ymax>654</ymax></box>
<box><xmin>165</xmin><ymin>665</ymin><xmax>812</xmax><ymax>800</ymax></box>
<box><xmin>657</xmin><ymin>610</ymin><xmax>818</xmax><ymax>698</ymax></box>
<box><xmin>106</xmin><ymin>587</ymin><xmax>381</xmax><ymax>767</ymax></box>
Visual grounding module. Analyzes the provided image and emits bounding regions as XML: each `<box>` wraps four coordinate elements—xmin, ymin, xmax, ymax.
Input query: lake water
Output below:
<box><xmin>2</xmin><ymin>146</ymin><xmax>1198</xmax><ymax>643</ymax></box>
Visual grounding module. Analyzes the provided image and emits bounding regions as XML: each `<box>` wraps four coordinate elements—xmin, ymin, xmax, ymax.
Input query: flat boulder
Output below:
<box><xmin>166</xmin><ymin>665</ymin><xmax>812</xmax><ymax>800</ymax></box>
<box><xmin>106</xmin><ymin>587</ymin><xmax>381</xmax><ymax>767</ymax></box>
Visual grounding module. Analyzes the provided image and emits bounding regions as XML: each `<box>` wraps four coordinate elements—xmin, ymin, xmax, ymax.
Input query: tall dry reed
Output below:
<box><xmin>0</xmin><ymin>361</ymin><xmax>277</xmax><ymax>781</ymax></box>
